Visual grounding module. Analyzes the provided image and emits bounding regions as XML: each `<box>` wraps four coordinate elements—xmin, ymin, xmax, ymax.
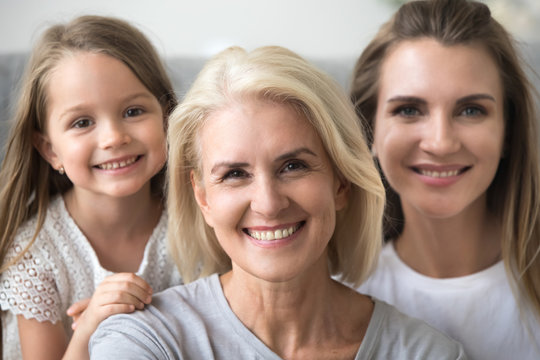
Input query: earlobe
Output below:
<box><xmin>191</xmin><ymin>170</ymin><xmax>214</xmax><ymax>227</ymax></box>
<box><xmin>32</xmin><ymin>132</ymin><xmax>61</xmax><ymax>169</ymax></box>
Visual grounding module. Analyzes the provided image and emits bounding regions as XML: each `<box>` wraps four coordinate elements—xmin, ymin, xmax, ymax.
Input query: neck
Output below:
<box><xmin>220</xmin><ymin>257</ymin><xmax>373</xmax><ymax>359</ymax></box>
<box><xmin>396</xmin><ymin>197</ymin><xmax>501</xmax><ymax>278</ymax></box>
<box><xmin>62</xmin><ymin>185</ymin><xmax>162</xmax><ymax>272</ymax></box>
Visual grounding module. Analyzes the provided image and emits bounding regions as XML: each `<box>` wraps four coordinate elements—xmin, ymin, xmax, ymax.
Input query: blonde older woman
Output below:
<box><xmin>89</xmin><ymin>46</ymin><xmax>465</xmax><ymax>359</ymax></box>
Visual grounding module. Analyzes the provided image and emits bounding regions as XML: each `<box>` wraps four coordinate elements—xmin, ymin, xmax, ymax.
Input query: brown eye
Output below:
<box><xmin>73</xmin><ymin>118</ymin><xmax>93</xmax><ymax>128</ymax></box>
<box><xmin>125</xmin><ymin>107</ymin><xmax>144</xmax><ymax>118</ymax></box>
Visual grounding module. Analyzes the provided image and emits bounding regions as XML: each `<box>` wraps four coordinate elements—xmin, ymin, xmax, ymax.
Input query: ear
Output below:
<box><xmin>334</xmin><ymin>175</ymin><xmax>350</xmax><ymax>211</ymax></box>
<box><xmin>191</xmin><ymin>170</ymin><xmax>214</xmax><ymax>228</ymax></box>
<box><xmin>33</xmin><ymin>132</ymin><xmax>61</xmax><ymax>170</ymax></box>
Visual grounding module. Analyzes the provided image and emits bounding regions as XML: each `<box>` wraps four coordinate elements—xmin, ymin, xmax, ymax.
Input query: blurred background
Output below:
<box><xmin>0</xmin><ymin>0</ymin><xmax>539</xmax><ymax>160</ymax></box>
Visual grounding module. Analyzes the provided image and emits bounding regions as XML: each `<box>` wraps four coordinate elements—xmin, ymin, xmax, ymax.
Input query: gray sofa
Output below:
<box><xmin>0</xmin><ymin>53</ymin><xmax>355</xmax><ymax>162</ymax></box>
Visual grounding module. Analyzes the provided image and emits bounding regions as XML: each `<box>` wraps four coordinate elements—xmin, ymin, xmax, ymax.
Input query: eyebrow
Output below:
<box><xmin>386</xmin><ymin>96</ymin><xmax>427</xmax><ymax>105</ymax></box>
<box><xmin>209</xmin><ymin>147</ymin><xmax>317</xmax><ymax>175</ymax></box>
<box><xmin>387</xmin><ymin>94</ymin><xmax>496</xmax><ymax>105</ymax></box>
<box><xmin>455</xmin><ymin>94</ymin><xmax>496</xmax><ymax>104</ymax></box>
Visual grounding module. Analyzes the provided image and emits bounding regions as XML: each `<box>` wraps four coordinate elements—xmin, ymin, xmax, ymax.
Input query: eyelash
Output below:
<box><xmin>392</xmin><ymin>105</ymin><xmax>421</xmax><ymax>118</ymax></box>
<box><xmin>72</xmin><ymin>118</ymin><xmax>93</xmax><ymax>129</ymax></box>
<box><xmin>281</xmin><ymin>160</ymin><xmax>308</xmax><ymax>173</ymax></box>
<box><xmin>392</xmin><ymin>105</ymin><xmax>487</xmax><ymax>118</ymax></box>
<box><xmin>458</xmin><ymin>105</ymin><xmax>486</xmax><ymax>117</ymax></box>
<box><xmin>125</xmin><ymin>107</ymin><xmax>145</xmax><ymax>118</ymax></box>
<box><xmin>219</xmin><ymin>160</ymin><xmax>309</xmax><ymax>182</ymax></box>
<box><xmin>221</xmin><ymin>169</ymin><xmax>249</xmax><ymax>181</ymax></box>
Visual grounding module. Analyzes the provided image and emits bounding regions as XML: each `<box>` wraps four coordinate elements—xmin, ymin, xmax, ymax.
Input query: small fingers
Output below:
<box><xmin>67</xmin><ymin>298</ymin><xmax>91</xmax><ymax>316</ymax></box>
<box><xmin>95</xmin><ymin>273</ymin><xmax>153</xmax><ymax>304</ymax></box>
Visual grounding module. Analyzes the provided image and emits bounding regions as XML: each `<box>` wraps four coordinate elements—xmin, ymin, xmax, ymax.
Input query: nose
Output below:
<box><xmin>419</xmin><ymin>112</ymin><xmax>460</xmax><ymax>156</ymax></box>
<box><xmin>250</xmin><ymin>176</ymin><xmax>289</xmax><ymax>218</ymax></box>
<box><xmin>99</xmin><ymin>119</ymin><xmax>131</xmax><ymax>149</ymax></box>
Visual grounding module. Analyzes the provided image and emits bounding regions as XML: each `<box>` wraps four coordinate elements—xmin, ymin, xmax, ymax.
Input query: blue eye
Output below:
<box><xmin>460</xmin><ymin>106</ymin><xmax>485</xmax><ymax>117</ymax></box>
<box><xmin>72</xmin><ymin>118</ymin><xmax>93</xmax><ymax>128</ymax></box>
<box><xmin>125</xmin><ymin>107</ymin><xmax>144</xmax><ymax>117</ymax></box>
<box><xmin>396</xmin><ymin>106</ymin><xmax>420</xmax><ymax>117</ymax></box>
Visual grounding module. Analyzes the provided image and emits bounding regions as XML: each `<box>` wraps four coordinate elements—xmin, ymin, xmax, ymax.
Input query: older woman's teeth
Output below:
<box><xmin>98</xmin><ymin>156</ymin><xmax>137</xmax><ymax>170</ymax></box>
<box><xmin>248</xmin><ymin>224</ymin><xmax>300</xmax><ymax>241</ymax></box>
<box><xmin>420</xmin><ymin>169</ymin><xmax>459</xmax><ymax>178</ymax></box>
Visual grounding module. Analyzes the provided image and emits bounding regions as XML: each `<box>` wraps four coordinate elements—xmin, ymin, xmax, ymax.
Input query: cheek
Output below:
<box><xmin>143</xmin><ymin>126</ymin><xmax>167</xmax><ymax>162</ymax></box>
<box><xmin>204</xmin><ymin>188</ymin><xmax>249</xmax><ymax>231</ymax></box>
<box><xmin>373</xmin><ymin>127</ymin><xmax>410</xmax><ymax>175</ymax></box>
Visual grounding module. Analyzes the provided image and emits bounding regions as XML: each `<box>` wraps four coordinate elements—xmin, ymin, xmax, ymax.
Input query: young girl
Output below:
<box><xmin>350</xmin><ymin>0</ymin><xmax>540</xmax><ymax>359</ymax></box>
<box><xmin>0</xmin><ymin>15</ymin><xmax>181</xmax><ymax>359</ymax></box>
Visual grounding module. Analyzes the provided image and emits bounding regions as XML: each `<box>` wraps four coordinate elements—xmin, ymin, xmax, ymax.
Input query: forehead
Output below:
<box><xmin>197</xmin><ymin>99</ymin><xmax>325</xmax><ymax>160</ymax></box>
<box><xmin>379</xmin><ymin>38</ymin><xmax>503</xmax><ymax>100</ymax></box>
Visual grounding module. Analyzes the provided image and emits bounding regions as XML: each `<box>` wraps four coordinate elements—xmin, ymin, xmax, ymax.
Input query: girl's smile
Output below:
<box><xmin>36</xmin><ymin>52</ymin><xmax>167</xmax><ymax>199</ymax></box>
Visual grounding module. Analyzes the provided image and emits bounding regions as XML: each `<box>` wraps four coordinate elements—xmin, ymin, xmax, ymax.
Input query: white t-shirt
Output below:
<box><xmin>358</xmin><ymin>243</ymin><xmax>540</xmax><ymax>360</ymax></box>
<box><xmin>90</xmin><ymin>273</ymin><xmax>466</xmax><ymax>359</ymax></box>
<box><xmin>0</xmin><ymin>195</ymin><xmax>182</xmax><ymax>360</ymax></box>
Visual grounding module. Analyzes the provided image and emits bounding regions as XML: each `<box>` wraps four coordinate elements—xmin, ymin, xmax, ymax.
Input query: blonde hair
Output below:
<box><xmin>168</xmin><ymin>46</ymin><xmax>385</xmax><ymax>285</ymax></box>
<box><xmin>0</xmin><ymin>15</ymin><xmax>177</xmax><ymax>271</ymax></box>
<box><xmin>351</xmin><ymin>0</ymin><xmax>540</xmax><ymax>318</ymax></box>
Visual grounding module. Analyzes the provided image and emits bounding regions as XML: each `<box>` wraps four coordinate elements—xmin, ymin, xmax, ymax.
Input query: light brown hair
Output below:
<box><xmin>0</xmin><ymin>15</ymin><xmax>177</xmax><ymax>271</ymax></box>
<box><xmin>351</xmin><ymin>0</ymin><xmax>540</xmax><ymax>318</ymax></box>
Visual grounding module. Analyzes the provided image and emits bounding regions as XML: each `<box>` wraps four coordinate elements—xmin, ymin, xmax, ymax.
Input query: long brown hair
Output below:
<box><xmin>0</xmin><ymin>15</ymin><xmax>177</xmax><ymax>272</ymax></box>
<box><xmin>351</xmin><ymin>0</ymin><xmax>540</xmax><ymax>319</ymax></box>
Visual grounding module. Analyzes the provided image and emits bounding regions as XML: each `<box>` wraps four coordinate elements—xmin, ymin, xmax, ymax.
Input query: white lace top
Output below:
<box><xmin>0</xmin><ymin>195</ymin><xmax>182</xmax><ymax>360</ymax></box>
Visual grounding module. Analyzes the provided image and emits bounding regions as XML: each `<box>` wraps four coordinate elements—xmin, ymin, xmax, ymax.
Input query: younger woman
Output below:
<box><xmin>350</xmin><ymin>0</ymin><xmax>540</xmax><ymax>359</ymax></box>
<box><xmin>0</xmin><ymin>15</ymin><xmax>181</xmax><ymax>359</ymax></box>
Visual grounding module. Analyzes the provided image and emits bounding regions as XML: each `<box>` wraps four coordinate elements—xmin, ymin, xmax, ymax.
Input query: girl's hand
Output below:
<box><xmin>67</xmin><ymin>298</ymin><xmax>90</xmax><ymax>329</ymax></box>
<box><xmin>66</xmin><ymin>273</ymin><xmax>152</xmax><ymax>339</ymax></box>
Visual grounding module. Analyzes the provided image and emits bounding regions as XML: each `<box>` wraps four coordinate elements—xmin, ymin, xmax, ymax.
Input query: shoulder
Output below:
<box><xmin>361</xmin><ymin>300</ymin><xmax>467</xmax><ymax>359</ymax></box>
<box><xmin>90</xmin><ymin>275</ymin><xmax>225</xmax><ymax>359</ymax></box>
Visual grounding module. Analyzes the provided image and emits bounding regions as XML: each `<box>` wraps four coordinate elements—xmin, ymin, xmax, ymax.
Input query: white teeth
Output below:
<box><xmin>248</xmin><ymin>225</ymin><xmax>300</xmax><ymax>241</ymax></box>
<box><xmin>420</xmin><ymin>169</ymin><xmax>459</xmax><ymax>178</ymax></box>
<box><xmin>98</xmin><ymin>156</ymin><xmax>137</xmax><ymax>170</ymax></box>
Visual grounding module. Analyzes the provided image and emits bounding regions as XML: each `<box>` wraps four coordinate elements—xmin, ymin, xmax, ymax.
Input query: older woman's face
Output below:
<box><xmin>192</xmin><ymin>100</ymin><xmax>348</xmax><ymax>282</ymax></box>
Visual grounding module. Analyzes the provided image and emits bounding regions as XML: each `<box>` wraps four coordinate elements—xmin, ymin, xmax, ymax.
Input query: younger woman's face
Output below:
<box><xmin>373</xmin><ymin>38</ymin><xmax>505</xmax><ymax>219</ymax></box>
<box><xmin>36</xmin><ymin>52</ymin><xmax>166</xmax><ymax>200</ymax></box>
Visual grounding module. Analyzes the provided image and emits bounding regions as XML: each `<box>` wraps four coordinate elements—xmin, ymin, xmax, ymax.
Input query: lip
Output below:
<box><xmin>94</xmin><ymin>155</ymin><xmax>142</xmax><ymax>171</ymax></box>
<box><xmin>411</xmin><ymin>163</ymin><xmax>471</xmax><ymax>186</ymax></box>
<box><xmin>243</xmin><ymin>221</ymin><xmax>305</xmax><ymax>248</ymax></box>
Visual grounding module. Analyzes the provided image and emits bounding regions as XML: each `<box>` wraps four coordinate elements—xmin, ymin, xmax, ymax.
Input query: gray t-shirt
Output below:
<box><xmin>90</xmin><ymin>274</ymin><xmax>466</xmax><ymax>359</ymax></box>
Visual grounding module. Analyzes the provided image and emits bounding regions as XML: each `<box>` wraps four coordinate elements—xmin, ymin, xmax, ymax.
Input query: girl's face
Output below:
<box><xmin>373</xmin><ymin>38</ymin><xmax>505</xmax><ymax>219</ymax></box>
<box><xmin>192</xmin><ymin>100</ymin><xmax>348</xmax><ymax>283</ymax></box>
<box><xmin>36</xmin><ymin>52</ymin><xmax>166</xmax><ymax>199</ymax></box>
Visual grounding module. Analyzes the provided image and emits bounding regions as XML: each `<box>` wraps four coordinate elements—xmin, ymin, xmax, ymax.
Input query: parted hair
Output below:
<box><xmin>167</xmin><ymin>45</ymin><xmax>385</xmax><ymax>285</ymax></box>
<box><xmin>0</xmin><ymin>15</ymin><xmax>177</xmax><ymax>272</ymax></box>
<box><xmin>350</xmin><ymin>0</ymin><xmax>540</xmax><ymax>319</ymax></box>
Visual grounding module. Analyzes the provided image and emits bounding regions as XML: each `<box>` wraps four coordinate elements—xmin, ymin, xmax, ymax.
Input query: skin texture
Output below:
<box><xmin>192</xmin><ymin>99</ymin><xmax>373</xmax><ymax>359</ymax></box>
<box><xmin>373</xmin><ymin>38</ymin><xmax>505</xmax><ymax>277</ymax></box>
<box><xmin>20</xmin><ymin>52</ymin><xmax>165</xmax><ymax>360</ymax></box>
